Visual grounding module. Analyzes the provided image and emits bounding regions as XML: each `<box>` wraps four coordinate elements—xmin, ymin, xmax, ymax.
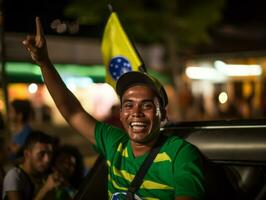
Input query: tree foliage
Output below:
<box><xmin>65</xmin><ymin>0</ymin><xmax>225</xmax><ymax>48</ymax></box>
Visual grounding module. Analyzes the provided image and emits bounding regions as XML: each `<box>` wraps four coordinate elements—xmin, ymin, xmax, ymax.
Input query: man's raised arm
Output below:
<box><xmin>22</xmin><ymin>17</ymin><xmax>97</xmax><ymax>144</ymax></box>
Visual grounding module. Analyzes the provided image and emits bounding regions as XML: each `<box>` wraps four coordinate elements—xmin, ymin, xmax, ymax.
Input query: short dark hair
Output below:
<box><xmin>11</xmin><ymin>99</ymin><xmax>33</xmax><ymax>123</ymax></box>
<box><xmin>24</xmin><ymin>130</ymin><xmax>54</xmax><ymax>151</ymax></box>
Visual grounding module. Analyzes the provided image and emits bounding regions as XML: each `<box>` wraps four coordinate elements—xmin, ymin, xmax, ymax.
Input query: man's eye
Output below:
<box><xmin>122</xmin><ymin>102</ymin><xmax>133</xmax><ymax>109</ymax></box>
<box><xmin>37</xmin><ymin>152</ymin><xmax>45</xmax><ymax>158</ymax></box>
<box><xmin>142</xmin><ymin>102</ymin><xmax>154</xmax><ymax>109</ymax></box>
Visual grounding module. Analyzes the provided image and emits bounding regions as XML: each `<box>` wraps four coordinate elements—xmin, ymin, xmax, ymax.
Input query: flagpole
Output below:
<box><xmin>108</xmin><ymin>4</ymin><xmax>113</xmax><ymax>13</ymax></box>
<box><xmin>129</xmin><ymin>37</ymin><xmax>147</xmax><ymax>73</ymax></box>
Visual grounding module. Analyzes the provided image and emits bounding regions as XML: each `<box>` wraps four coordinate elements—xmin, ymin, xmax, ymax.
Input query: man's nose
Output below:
<box><xmin>43</xmin><ymin>153</ymin><xmax>51</xmax><ymax>163</ymax></box>
<box><xmin>132</xmin><ymin>104</ymin><xmax>144</xmax><ymax>117</ymax></box>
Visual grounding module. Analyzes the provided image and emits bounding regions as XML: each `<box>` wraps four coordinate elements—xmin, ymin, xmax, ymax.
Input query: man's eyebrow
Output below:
<box><xmin>122</xmin><ymin>99</ymin><xmax>133</xmax><ymax>104</ymax></box>
<box><xmin>122</xmin><ymin>99</ymin><xmax>154</xmax><ymax>104</ymax></box>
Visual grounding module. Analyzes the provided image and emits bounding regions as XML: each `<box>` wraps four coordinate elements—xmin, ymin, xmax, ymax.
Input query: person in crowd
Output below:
<box><xmin>8</xmin><ymin>99</ymin><xmax>34</xmax><ymax>159</ymax></box>
<box><xmin>49</xmin><ymin>145</ymin><xmax>85</xmax><ymax>200</ymax></box>
<box><xmin>0</xmin><ymin>136</ymin><xmax>8</xmax><ymax>198</ymax></box>
<box><xmin>22</xmin><ymin>17</ymin><xmax>205</xmax><ymax>200</ymax></box>
<box><xmin>2</xmin><ymin>130</ymin><xmax>63</xmax><ymax>200</ymax></box>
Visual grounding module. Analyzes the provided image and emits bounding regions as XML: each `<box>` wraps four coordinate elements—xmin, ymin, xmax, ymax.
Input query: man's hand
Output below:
<box><xmin>44</xmin><ymin>171</ymin><xmax>65</xmax><ymax>192</ymax></box>
<box><xmin>22</xmin><ymin>17</ymin><xmax>50</xmax><ymax>66</ymax></box>
<box><xmin>34</xmin><ymin>172</ymin><xmax>65</xmax><ymax>200</ymax></box>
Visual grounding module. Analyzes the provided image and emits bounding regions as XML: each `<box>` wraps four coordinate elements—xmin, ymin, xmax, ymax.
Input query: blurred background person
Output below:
<box><xmin>0</xmin><ymin>135</ymin><xmax>8</xmax><ymax>198</ymax></box>
<box><xmin>8</xmin><ymin>99</ymin><xmax>34</xmax><ymax>160</ymax></box>
<box><xmin>46</xmin><ymin>144</ymin><xmax>85</xmax><ymax>200</ymax></box>
<box><xmin>2</xmin><ymin>130</ymin><xmax>62</xmax><ymax>200</ymax></box>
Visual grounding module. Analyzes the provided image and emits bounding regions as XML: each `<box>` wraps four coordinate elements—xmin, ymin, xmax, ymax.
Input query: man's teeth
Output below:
<box><xmin>131</xmin><ymin>122</ymin><xmax>146</xmax><ymax>127</ymax></box>
<box><xmin>130</xmin><ymin>122</ymin><xmax>147</xmax><ymax>132</ymax></box>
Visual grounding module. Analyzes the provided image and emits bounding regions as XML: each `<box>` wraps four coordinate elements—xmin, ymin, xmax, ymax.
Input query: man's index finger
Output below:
<box><xmin>35</xmin><ymin>16</ymin><xmax>44</xmax><ymax>37</ymax></box>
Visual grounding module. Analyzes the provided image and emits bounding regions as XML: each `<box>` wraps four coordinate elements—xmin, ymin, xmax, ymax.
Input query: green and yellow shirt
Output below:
<box><xmin>94</xmin><ymin>122</ymin><xmax>205</xmax><ymax>200</ymax></box>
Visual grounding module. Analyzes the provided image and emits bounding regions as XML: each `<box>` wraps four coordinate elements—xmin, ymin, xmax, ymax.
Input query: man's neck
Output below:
<box><xmin>21</xmin><ymin>161</ymin><xmax>38</xmax><ymax>178</ymax></box>
<box><xmin>130</xmin><ymin>137</ymin><xmax>159</xmax><ymax>157</ymax></box>
<box><xmin>21</xmin><ymin>162</ymin><xmax>46</xmax><ymax>190</ymax></box>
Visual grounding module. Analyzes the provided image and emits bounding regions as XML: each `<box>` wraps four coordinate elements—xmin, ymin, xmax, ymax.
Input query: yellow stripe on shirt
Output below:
<box><xmin>154</xmin><ymin>152</ymin><xmax>172</xmax><ymax>163</ymax></box>
<box><xmin>117</xmin><ymin>143</ymin><xmax>128</xmax><ymax>157</ymax></box>
<box><xmin>112</xmin><ymin>166</ymin><xmax>173</xmax><ymax>190</ymax></box>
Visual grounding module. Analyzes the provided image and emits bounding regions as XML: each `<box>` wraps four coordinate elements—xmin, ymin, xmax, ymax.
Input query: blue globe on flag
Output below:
<box><xmin>109</xmin><ymin>56</ymin><xmax>132</xmax><ymax>80</ymax></box>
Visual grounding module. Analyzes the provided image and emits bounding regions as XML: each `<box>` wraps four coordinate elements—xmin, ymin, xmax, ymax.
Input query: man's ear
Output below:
<box><xmin>160</xmin><ymin>108</ymin><xmax>168</xmax><ymax>127</ymax></box>
<box><xmin>24</xmin><ymin>149</ymin><xmax>30</xmax><ymax>159</ymax></box>
<box><xmin>161</xmin><ymin>108</ymin><xmax>167</xmax><ymax>121</ymax></box>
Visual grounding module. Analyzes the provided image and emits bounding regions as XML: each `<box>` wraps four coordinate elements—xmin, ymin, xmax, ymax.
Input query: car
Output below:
<box><xmin>74</xmin><ymin>119</ymin><xmax>266</xmax><ymax>200</ymax></box>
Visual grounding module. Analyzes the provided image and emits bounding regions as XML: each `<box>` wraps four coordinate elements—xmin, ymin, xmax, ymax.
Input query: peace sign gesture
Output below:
<box><xmin>23</xmin><ymin>17</ymin><xmax>50</xmax><ymax>66</ymax></box>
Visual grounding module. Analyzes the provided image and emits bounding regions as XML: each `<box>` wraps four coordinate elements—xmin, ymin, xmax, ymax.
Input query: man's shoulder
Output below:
<box><xmin>5</xmin><ymin>166</ymin><xmax>22</xmax><ymax>178</ymax></box>
<box><xmin>3</xmin><ymin>166</ymin><xmax>35</xmax><ymax>199</ymax></box>
<box><xmin>164</xmin><ymin>135</ymin><xmax>187</xmax><ymax>146</ymax></box>
<box><xmin>96</xmin><ymin>121</ymin><xmax>127</xmax><ymax>141</ymax></box>
<box><xmin>3</xmin><ymin>166</ymin><xmax>25</xmax><ymax>193</ymax></box>
<box><xmin>4</xmin><ymin>166</ymin><xmax>31</xmax><ymax>183</ymax></box>
<box><xmin>162</xmin><ymin>135</ymin><xmax>198</xmax><ymax>154</ymax></box>
<box><xmin>94</xmin><ymin>121</ymin><xmax>128</xmax><ymax>155</ymax></box>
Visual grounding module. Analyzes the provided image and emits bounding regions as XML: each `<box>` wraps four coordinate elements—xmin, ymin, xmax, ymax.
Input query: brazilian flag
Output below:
<box><xmin>101</xmin><ymin>12</ymin><xmax>144</xmax><ymax>88</ymax></box>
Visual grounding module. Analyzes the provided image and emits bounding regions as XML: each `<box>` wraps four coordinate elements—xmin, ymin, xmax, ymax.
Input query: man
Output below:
<box><xmin>8</xmin><ymin>99</ymin><xmax>33</xmax><ymax>160</ymax></box>
<box><xmin>22</xmin><ymin>17</ymin><xmax>205</xmax><ymax>200</ymax></box>
<box><xmin>2</xmin><ymin>131</ymin><xmax>62</xmax><ymax>200</ymax></box>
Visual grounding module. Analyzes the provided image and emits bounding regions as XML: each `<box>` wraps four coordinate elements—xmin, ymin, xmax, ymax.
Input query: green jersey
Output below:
<box><xmin>94</xmin><ymin>122</ymin><xmax>205</xmax><ymax>200</ymax></box>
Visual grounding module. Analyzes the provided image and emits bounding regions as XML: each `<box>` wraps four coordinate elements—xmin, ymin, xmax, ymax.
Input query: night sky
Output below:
<box><xmin>3</xmin><ymin>0</ymin><xmax>70</xmax><ymax>34</ymax></box>
<box><xmin>3</xmin><ymin>0</ymin><xmax>266</xmax><ymax>53</ymax></box>
<box><xmin>3</xmin><ymin>0</ymin><xmax>266</xmax><ymax>33</ymax></box>
<box><xmin>222</xmin><ymin>0</ymin><xmax>266</xmax><ymax>24</ymax></box>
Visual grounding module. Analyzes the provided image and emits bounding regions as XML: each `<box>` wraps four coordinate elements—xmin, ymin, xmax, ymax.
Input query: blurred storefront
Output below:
<box><xmin>2</xmin><ymin>62</ymin><xmax>118</xmax><ymax>125</ymax></box>
<box><xmin>2</xmin><ymin>61</ymin><xmax>174</xmax><ymax>125</ymax></box>
<box><xmin>3</xmin><ymin>56</ymin><xmax>266</xmax><ymax>126</ymax></box>
<box><xmin>180</xmin><ymin>55</ymin><xmax>266</xmax><ymax>121</ymax></box>
<box><xmin>2</xmin><ymin>33</ymin><xmax>266</xmax><ymax>124</ymax></box>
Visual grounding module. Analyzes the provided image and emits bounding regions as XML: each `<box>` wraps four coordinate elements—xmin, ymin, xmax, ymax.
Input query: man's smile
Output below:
<box><xmin>130</xmin><ymin>121</ymin><xmax>148</xmax><ymax>132</ymax></box>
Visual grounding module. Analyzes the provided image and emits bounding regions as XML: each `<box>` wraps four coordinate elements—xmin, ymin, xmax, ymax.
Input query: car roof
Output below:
<box><xmin>161</xmin><ymin>119</ymin><xmax>266</xmax><ymax>165</ymax></box>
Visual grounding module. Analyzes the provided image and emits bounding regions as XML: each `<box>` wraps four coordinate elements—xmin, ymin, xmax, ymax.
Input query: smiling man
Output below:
<box><xmin>22</xmin><ymin>17</ymin><xmax>205</xmax><ymax>200</ymax></box>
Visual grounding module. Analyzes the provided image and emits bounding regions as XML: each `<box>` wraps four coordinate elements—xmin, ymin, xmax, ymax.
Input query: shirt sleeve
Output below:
<box><xmin>173</xmin><ymin>142</ymin><xmax>205</xmax><ymax>199</ymax></box>
<box><xmin>94</xmin><ymin>121</ymin><xmax>127</xmax><ymax>157</ymax></box>
<box><xmin>3</xmin><ymin>168</ymin><xmax>23</xmax><ymax>193</ymax></box>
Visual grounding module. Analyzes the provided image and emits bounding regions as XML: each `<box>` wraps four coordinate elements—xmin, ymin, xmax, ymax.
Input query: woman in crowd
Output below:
<box><xmin>51</xmin><ymin>145</ymin><xmax>85</xmax><ymax>200</ymax></box>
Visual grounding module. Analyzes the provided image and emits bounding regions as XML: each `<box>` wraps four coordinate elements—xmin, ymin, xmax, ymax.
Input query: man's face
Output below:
<box><xmin>26</xmin><ymin>142</ymin><xmax>53</xmax><ymax>174</ymax></box>
<box><xmin>120</xmin><ymin>85</ymin><xmax>164</xmax><ymax>144</ymax></box>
